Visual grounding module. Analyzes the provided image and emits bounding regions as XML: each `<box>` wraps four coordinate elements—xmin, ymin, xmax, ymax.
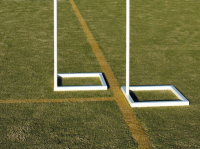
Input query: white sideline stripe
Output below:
<box><xmin>121</xmin><ymin>86</ymin><xmax>189</xmax><ymax>107</ymax></box>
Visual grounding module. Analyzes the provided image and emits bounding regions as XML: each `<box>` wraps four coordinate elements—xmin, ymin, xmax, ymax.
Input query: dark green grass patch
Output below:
<box><xmin>60</xmin><ymin>77</ymin><xmax>102</xmax><ymax>86</ymax></box>
<box><xmin>0</xmin><ymin>0</ymin><xmax>112</xmax><ymax>100</ymax></box>
<box><xmin>131</xmin><ymin>90</ymin><xmax>179</xmax><ymax>102</ymax></box>
<box><xmin>0</xmin><ymin>101</ymin><xmax>137</xmax><ymax>148</ymax></box>
<box><xmin>75</xmin><ymin>0</ymin><xmax>200</xmax><ymax>148</ymax></box>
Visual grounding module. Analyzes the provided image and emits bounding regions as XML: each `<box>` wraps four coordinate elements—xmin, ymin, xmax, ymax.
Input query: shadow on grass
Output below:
<box><xmin>129</xmin><ymin>90</ymin><xmax>139</xmax><ymax>102</ymax></box>
<box><xmin>58</xmin><ymin>76</ymin><xmax>62</xmax><ymax>86</ymax></box>
<box><xmin>102</xmin><ymin>73</ymin><xmax>110</xmax><ymax>89</ymax></box>
<box><xmin>129</xmin><ymin>90</ymin><xmax>180</xmax><ymax>102</ymax></box>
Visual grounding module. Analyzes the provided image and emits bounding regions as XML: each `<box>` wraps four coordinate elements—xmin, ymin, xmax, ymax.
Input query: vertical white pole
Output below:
<box><xmin>126</xmin><ymin>0</ymin><xmax>130</xmax><ymax>95</ymax></box>
<box><xmin>54</xmin><ymin>0</ymin><xmax>58</xmax><ymax>90</ymax></box>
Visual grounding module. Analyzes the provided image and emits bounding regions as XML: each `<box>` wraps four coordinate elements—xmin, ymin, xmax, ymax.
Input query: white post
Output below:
<box><xmin>54</xmin><ymin>0</ymin><xmax>58</xmax><ymax>90</ymax></box>
<box><xmin>126</xmin><ymin>0</ymin><xmax>130</xmax><ymax>95</ymax></box>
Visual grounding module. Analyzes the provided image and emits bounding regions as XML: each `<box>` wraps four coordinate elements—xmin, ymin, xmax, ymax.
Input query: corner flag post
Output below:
<box><xmin>126</xmin><ymin>0</ymin><xmax>130</xmax><ymax>95</ymax></box>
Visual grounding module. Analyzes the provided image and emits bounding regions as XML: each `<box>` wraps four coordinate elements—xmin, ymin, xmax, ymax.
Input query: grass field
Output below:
<box><xmin>75</xmin><ymin>0</ymin><xmax>200</xmax><ymax>148</ymax></box>
<box><xmin>0</xmin><ymin>0</ymin><xmax>112</xmax><ymax>100</ymax></box>
<box><xmin>0</xmin><ymin>102</ymin><xmax>137</xmax><ymax>148</ymax></box>
<box><xmin>1</xmin><ymin>0</ymin><xmax>200</xmax><ymax>148</ymax></box>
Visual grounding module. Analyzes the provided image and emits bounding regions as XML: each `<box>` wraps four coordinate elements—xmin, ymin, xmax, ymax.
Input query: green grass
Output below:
<box><xmin>1</xmin><ymin>0</ymin><xmax>200</xmax><ymax>148</ymax></box>
<box><xmin>61</xmin><ymin>77</ymin><xmax>102</xmax><ymax>86</ymax></box>
<box><xmin>0</xmin><ymin>1</ymin><xmax>134</xmax><ymax>148</ymax></box>
<box><xmin>0</xmin><ymin>0</ymin><xmax>112</xmax><ymax>100</ymax></box>
<box><xmin>0</xmin><ymin>101</ymin><xmax>137</xmax><ymax>148</ymax></box>
<box><xmin>134</xmin><ymin>106</ymin><xmax>200</xmax><ymax>149</ymax></box>
<box><xmin>131</xmin><ymin>90</ymin><xmax>179</xmax><ymax>101</ymax></box>
<box><xmin>75</xmin><ymin>0</ymin><xmax>200</xmax><ymax>148</ymax></box>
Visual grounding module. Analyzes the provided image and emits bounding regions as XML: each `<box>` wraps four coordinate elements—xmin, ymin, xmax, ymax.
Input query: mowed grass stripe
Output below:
<box><xmin>70</xmin><ymin>0</ymin><xmax>152</xmax><ymax>148</ymax></box>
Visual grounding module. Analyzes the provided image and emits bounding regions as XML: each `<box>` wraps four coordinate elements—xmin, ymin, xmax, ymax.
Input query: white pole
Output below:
<box><xmin>54</xmin><ymin>0</ymin><xmax>58</xmax><ymax>90</ymax></box>
<box><xmin>126</xmin><ymin>0</ymin><xmax>130</xmax><ymax>95</ymax></box>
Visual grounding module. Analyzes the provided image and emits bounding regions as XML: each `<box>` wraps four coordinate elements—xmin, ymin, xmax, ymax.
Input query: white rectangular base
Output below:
<box><xmin>121</xmin><ymin>85</ymin><xmax>189</xmax><ymax>107</ymax></box>
<box><xmin>54</xmin><ymin>73</ymin><xmax>108</xmax><ymax>91</ymax></box>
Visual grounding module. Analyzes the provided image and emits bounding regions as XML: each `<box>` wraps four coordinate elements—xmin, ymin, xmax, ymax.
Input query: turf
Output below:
<box><xmin>130</xmin><ymin>90</ymin><xmax>179</xmax><ymax>101</ymax></box>
<box><xmin>1</xmin><ymin>0</ymin><xmax>200</xmax><ymax>148</ymax></box>
<box><xmin>0</xmin><ymin>101</ymin><xmax>137</xmax><ymax>148</ymax></box>
<box><xmin>61</xmin><ymin>77</ymin><xmax>102</xmax><ymax>86</ymax></box>
<box><xmin>0</xmin><ymin>0</ymin><xmax>112</xmax><ymax>100</ymax></box>
<box><xmin>75</xmin><ymin>0</ymin><xmax>200</xmax><ymax>148</ymax></box>
<box><xmin>0</xmin><ymin>1</ymin><xmax>135</xmax><ymax>148</ymax></box>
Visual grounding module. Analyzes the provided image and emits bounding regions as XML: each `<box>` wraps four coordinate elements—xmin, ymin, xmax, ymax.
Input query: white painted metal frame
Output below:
<box><xmin>54</xmin><ymin>0</ymin><xmax>107</xmax><ymax>91</ymax></box>
<box><xmin>55</xmin><ymin>73</ymin><xmax>107</xmax><ymax>91</ymax></box>
<box><xmin>121</xmin><ymin>0</ymin><xmax>189</xmax><ymax>107</ymax></box>
<box><xmin>54</xmin><ymin>0</ymin><xmax>57</xmax><ymax>91</ymax></box>
<box><xmin>121</xmin><ymin>85</ymin><xmax>189</xmax><ymax>107</ymax></box>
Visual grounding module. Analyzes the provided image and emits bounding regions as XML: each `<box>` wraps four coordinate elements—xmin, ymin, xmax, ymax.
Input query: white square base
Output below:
<box><xmin>121</xmin><ymin>85</ymin><xmax>189</xmax><ymax>107</ymax></box>
<box><xmin>54</xmin><ymin>73</ymin><xmax>108</xmax><ymax>91</ymax></box>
